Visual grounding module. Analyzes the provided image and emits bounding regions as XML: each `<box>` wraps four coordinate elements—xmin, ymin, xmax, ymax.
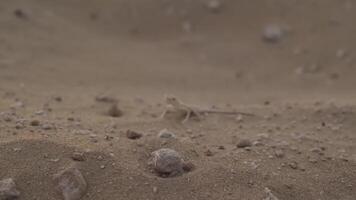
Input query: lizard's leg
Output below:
<box><xmin>160</xmin><ymin>108</ymin><xmax>168</xmax><ymax>119</ymax></box>
<box><xmin>182</xmin><ymin>110</ymin><xmax>192</xmax><ymax>123</ymax></box>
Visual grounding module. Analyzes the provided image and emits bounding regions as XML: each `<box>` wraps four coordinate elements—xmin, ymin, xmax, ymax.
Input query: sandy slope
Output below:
<box><xmin>0</xmin><ymin>0</ymin><xmax>355</xmax><ymax>199</ymax></box>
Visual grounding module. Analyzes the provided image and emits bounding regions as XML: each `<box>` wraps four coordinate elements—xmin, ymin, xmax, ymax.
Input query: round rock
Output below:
<box><xmin>151</xmin><ymin>148</ymin><xmax>184</xmax><ymax>177</ymax></box>
<box><xmin>237</xmin><ymin>139</ymin><xmax>252</xmax><ymax>148</ymax></box>
<box><xmin>0</xmin><ymin>178</ymin><xmax>20</xmax><ymax>200</ymax></box>
<box><xmin>262</xmin><ymin>24</ymin><xmax>285</xmax><ymax>43</ymax></box>
<box><xmin>158</xmin><ymin>129</ymin><xmax>176</xmax><ymax>139</ymax></box>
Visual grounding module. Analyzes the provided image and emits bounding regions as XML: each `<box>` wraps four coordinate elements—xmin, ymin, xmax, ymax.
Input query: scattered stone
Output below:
<box><xmin>104</xmin><ymin>135</ymin><xmax>114</xmax><ymax>141</ymax></box>
<box><xmin>95</xmin><ymin>95</ymin><xmax>117</xmax><ymax>103</ymax></box>
<box><xmin>274</xmin><ymin>149</ymin><xmax>285</xmax><ymax>158</ymax></box>
<box><xmin>150</xmin><ymin>148</ymin><xmax>184</xmax><ymax>177</ymax></box>
<box><xmin>0</xmin><ymin>178</ymin><xmax>20</xmax><ymax>200</ymax></box>
<box><xmin>262</xmin><ymin>24</ymin><xmax>285</xmax><ymax>43</ymax></box>
<box><xmin>329</xmin><ymin>72</ymin><xmax>340</xmax><ymax>80</ymax></box>
<box><xmin>252</xmin><ymin>141</ymin><xmax>264</xmax><ymax>146</ymax></box>
<box><xmin>54</xmin><ymin>96</ymin><xmax>63</xmax><ymax>102</ymax></box>
<box><xmin>41</xmin><ymin>123</ymin><xmax>54</xmax><ymax>130</ymax></box>
<box><xmin>35</xmin><ymin>110</ymin><xmax>45</xmax><ymax>115</ymax></box>
<box><xmin>308</xmin><ymin>158</ymin><xmax>318</xmax><ymax>163</ymax></box>
<box><xmin>158</xmin><ymin>129</ymin><xmax>176</xmax><ymax>139</ymax></box>
<box><xmin>126</xmin><ymin>130</ymin><xmax>142</xmax><ymax>140</ymax></box>
<box><xmin>71</xmin><ymin>152</ymin><xmax>86</xmax><ymax>162</ymax></box>
<box><xmin>237</xmin><ymin>139</ymin><xmax>252</xmax><ymax>148</ymax></box>
<box><xmin>13</xmin><ymin>9</ymin><xmax>28</xmax><ymax>20</ymax></box>
<box><xmin>288</xmin><ymin>161</ymin><xmax>298</xmax><ymax>169</ymax></box>
<box><xmin>204</xmin><ymin>149</ymin><xmax>214</xmax><ymax>157</ymax></box>
<box><xmin>336</xmin><ymin>49</ymin><xmax>348</xmax><ymax>59</ymax></box>
<box><xmin>182</xmin><ymin>161</ymin><xmax>195</xmax><ymax>172</ymax></box>
<box><xmin>218</xmin><ymin>145</ymin><xmax>225</xmax><ymax>150</ymax></box>
<box><xmin>53</xmin><ymin>166</ymin><xmax>87</xmax><ymax>200</ymax></box>
<box><xmin>182</xmin><ymin>21</ymin><xmax>193</xmax><ymax>33</ymax></box>
<box><xmin>235</xmin><ymin>114</ymin><xmax>243</xmax><ymax>123</ymax></box>
<box><xmin>152</xmin><ymin>186</ymin><xmax>158</xmax><ymax>193</ymax></box>
<box><xmin>107</xmin><ymin>104</ymin><xmax>123</xmax><ymax>118</ymax></box>
<box><xmin>30</xmin><ymin>119</ymin><xmax>40</xmax><ymax>126</ymax></box>
<box><xmin>205</xmin><ymin>0</ymin><xmax>223</xmax><ymax>13</ymax></box>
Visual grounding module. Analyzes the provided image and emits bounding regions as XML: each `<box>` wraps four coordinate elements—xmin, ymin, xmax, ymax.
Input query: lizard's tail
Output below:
<box><xmin>203</xmin><ymin>110</ymin><xmax>254</xmax><ymax>116</ymax></box>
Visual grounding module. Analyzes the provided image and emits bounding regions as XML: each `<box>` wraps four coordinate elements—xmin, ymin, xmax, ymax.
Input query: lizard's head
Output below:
<box><xmin>164</xmin><ymin>95</ymin><xmax>180</xmax><ymax>106</ymax></box>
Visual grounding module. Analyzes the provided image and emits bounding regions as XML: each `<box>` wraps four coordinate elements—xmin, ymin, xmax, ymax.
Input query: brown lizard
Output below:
<box><xmin>161</xmin><ymin>95</ymin><xmax>254</xmax><ymax>123</ymax></box>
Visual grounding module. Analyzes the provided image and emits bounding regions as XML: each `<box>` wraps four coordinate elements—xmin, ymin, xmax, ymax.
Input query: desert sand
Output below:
<box><xmin>0</xmin><ymin>0</ymin><xmax>355</xmax><ymax>199</ymax></box>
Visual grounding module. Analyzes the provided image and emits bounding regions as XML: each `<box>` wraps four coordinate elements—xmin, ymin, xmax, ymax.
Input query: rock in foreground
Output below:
<box><xmin>53</xmin><ymin>166</ymin><xmax>87</xmax><ymax>200</ymax></box>
<box><xmin>151</xmin><ymin>148</ymin><xmax>184</xmax><ymax>177</ymax></box>
<box><xmin>0</xmin><ymin>178</ymin><xmax>20</xmax><ymax>200</ymax></box>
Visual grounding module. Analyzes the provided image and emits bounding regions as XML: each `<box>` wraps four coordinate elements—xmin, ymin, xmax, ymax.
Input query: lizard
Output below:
<box><xmin>161</xmin><ymin>95</ymin><xmax>254</xmax><ymax>123</ymax></box>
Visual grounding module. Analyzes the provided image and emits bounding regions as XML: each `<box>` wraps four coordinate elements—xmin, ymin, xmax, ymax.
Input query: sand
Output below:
<box><xmin>0</xmin><ymin>0</ymin><xmax>355</xmax><ymax>199</ymax></box>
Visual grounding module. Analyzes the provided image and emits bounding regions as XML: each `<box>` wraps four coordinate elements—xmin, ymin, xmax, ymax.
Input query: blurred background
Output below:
<box><xmin>0</xmin><ymin>0</ymin><xmax>355</xmax><ymax>104</ymax></box>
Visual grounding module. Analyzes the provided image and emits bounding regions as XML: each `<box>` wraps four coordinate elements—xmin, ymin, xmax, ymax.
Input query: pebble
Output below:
<box><xmin>153</xmin><ymin>186</ymin><xmax>158</xmax><ymax>193</ymax></box>
<box><xmin>0</xmin><ymin>178</ymin><xmax>20</xmax><ymax>200</ymax></box>
<box><xmin>41</xmin><ymin>124</ymin><xmax>53</xmax><ymax>130</ymax></box>
<box><xmin>205</xmin><ymin>0</ymin><xmax>223</xmax><ymax>13</ymax></box>
<box><xmin>71</xmin><ymin>152</ymin><xmax>86</xmax><ymax>162</ymax></box>
<box><xmin>107</xmin><ymin>104</ymin><xmax>123</xmax><ymax>118</ymax></box>
<box><xmin>182</xmin><ymin>161</ymin><xmax>195</xmax><ymax>172</ymax></box>
<box><xmin>151</xmin><ymin>148</ymin><xmax>184</xmax><ymax>177</ymax></box>
<box><xmin>126</xmin><ymin>130</ymin><xmax>143</xmax><ymax>140</ymax></box>
<box><xmin>95</xmin><ymin>95</ymin><xmax>117</xmax><ymax>103</ymax></box>
<box><xmin>288</xmin><ymin>161</ymin><xmax>298</xmax><ymax>169</ymax></box>
<box><xmin>205</xmin><ymin>149</ymin><xmax>214</xmax><ymax>157</ymax></box>
<box><xmin>30</xmin><ymin>119</ymin><xmax>40</xmax><ymax>126</ymax></box>
<box><xmin>262</xmin><ymin>24</ymin><xmax>285</xmax><ymax>43</ymax></box>
<box><xmin>53</xmin><ymin>166</ymin><xmax>87</xmax><ymax>200</ymax></box>
<box><xmin>158</xmin><ymin>129</ymin><xmax>176</xmax><ymax>139</ymax></box>
<box><xmin>13</xmin><ymin>9</ymin><xmax>28</xmax><ymax>20</ymax></box>
<box><xmin>274</xmin><ymin>149</ymin><xmax>285</xmax><ymax>158</ymax></box>
<box><xmin>336</xmin><ymin>49</ymin><xmax>348</xmax><ymax>59</ymax></box>
<box><xmin>237</xmin><ymin>139</ymin><xmax>252</xmax><ymax>148</ymax></box>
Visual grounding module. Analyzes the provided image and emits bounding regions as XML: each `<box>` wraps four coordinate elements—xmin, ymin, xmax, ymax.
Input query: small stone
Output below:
<box><xmin>218</xmin><ymin>145</ymin><xmax>225</xmax><ymax>150</ymax></box>
<box><xmin>54</xmin><ymin>96</ymin><xmax>63</xmax><ymax>102</ymax></box>
<box><xmin>13</xmin><ymin>9</ymin><xmax>28</xmax><ymax>19</ymax></box>
<box><xmin>41</xmin><ymin>124</ymin><xmax>53</xmax><ymax>130</ymax></box>
<box><xmin>262</xmin><ymin>24</ymin><xmax>285</xmax><ymax>43</ymax></box>
<box><xmin>288</xmin><ymin>161</ymin><xmax>298</xmax><ymax>169</ymax></box>
<box><xmin>274</xmin><ymin>149</ymin><xmax>285</xmax><ymax>158</ymax></box>
<box><xmin>308</xmin><ymin>158</ymin><xmax>318</xmax><ymax>163</ymax></box>
<box><xmin>96</xmin><ymin>156</ymin><xmax>104</xmax><ymax>161</ymax></box>
<box><xmin>182</xmin><ymin>21</ymin><xmax>193</xmax><ymax>33</ymax></box>
<box><xmin>205</xmin><ymin>0</ymin><xmax>223</xmax><ymax>13</ymax></box>
<box><xmin>53</xmin><ymin>166</ymin><xmax>87</xmax><ymax>200</ymax></box>
<box><xmin>95</xmin><ymin>95</ymin><xmax>117</xmax><ymax>103</ymax></box>
<box><xmin>336</xmin><ymin>49</ymin><xmax>347</xmax><ymax>59</ymax></box>
<box><xmin>158</xmin><ymin>129</ymin><xmax>176</xmax><ymax>139</ymax></box>
<box><xmin>153</xmin><ymin>186</ymin><xmax>158</xmax><ymax>193</ymax></box>
<box><xmin>182</xmin><ymin>161</ymin><xmax>195</xmax><ymax>172</ymax></box>
<box><xmin>237</xmin><ymin>139</ymin><xmax>252</xmax><ymax>148</ymax></box>
<box><xmin>0</xmin><ymin>178</ymin><xmax>20</xmax><ymax>200</ymax></box>
<box><xmin>30</xmin><ymin>119</ymin><xmax>40</xmax><ymax>126</ymax></box>
<box><xmin>107</xmin><ymin>104</ymin><xmax>123</xmax><ymax>118</ymax></box>
<box><xmin>235</xmin><ymin>114</ymin><xmax>243</xmax><ymax>122</ymax></box>
<box><xmin>204</xmin><ymin>149</ymin><xmax>214</xmax><ymax>157</ymax></box>
<box><xmin>71</xmin><ymin>152</ymin><xmax>86</xmax><ymax>162</ymax></box>
<box><xmin>126</xmin><ymin>130</ymin><xmax>142</xmax><ymax>140</ymax></box>
<box><xmin>150</xmin><ymin>148</ymin><xmax>184</xmax><ymax>177</ymax></box>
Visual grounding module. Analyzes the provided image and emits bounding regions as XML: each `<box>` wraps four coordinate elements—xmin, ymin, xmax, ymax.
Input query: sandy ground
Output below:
<box><xmin>0</xmin><ymin>0</ymin><xmax>356</xmax><ymax>199</ymax></box>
